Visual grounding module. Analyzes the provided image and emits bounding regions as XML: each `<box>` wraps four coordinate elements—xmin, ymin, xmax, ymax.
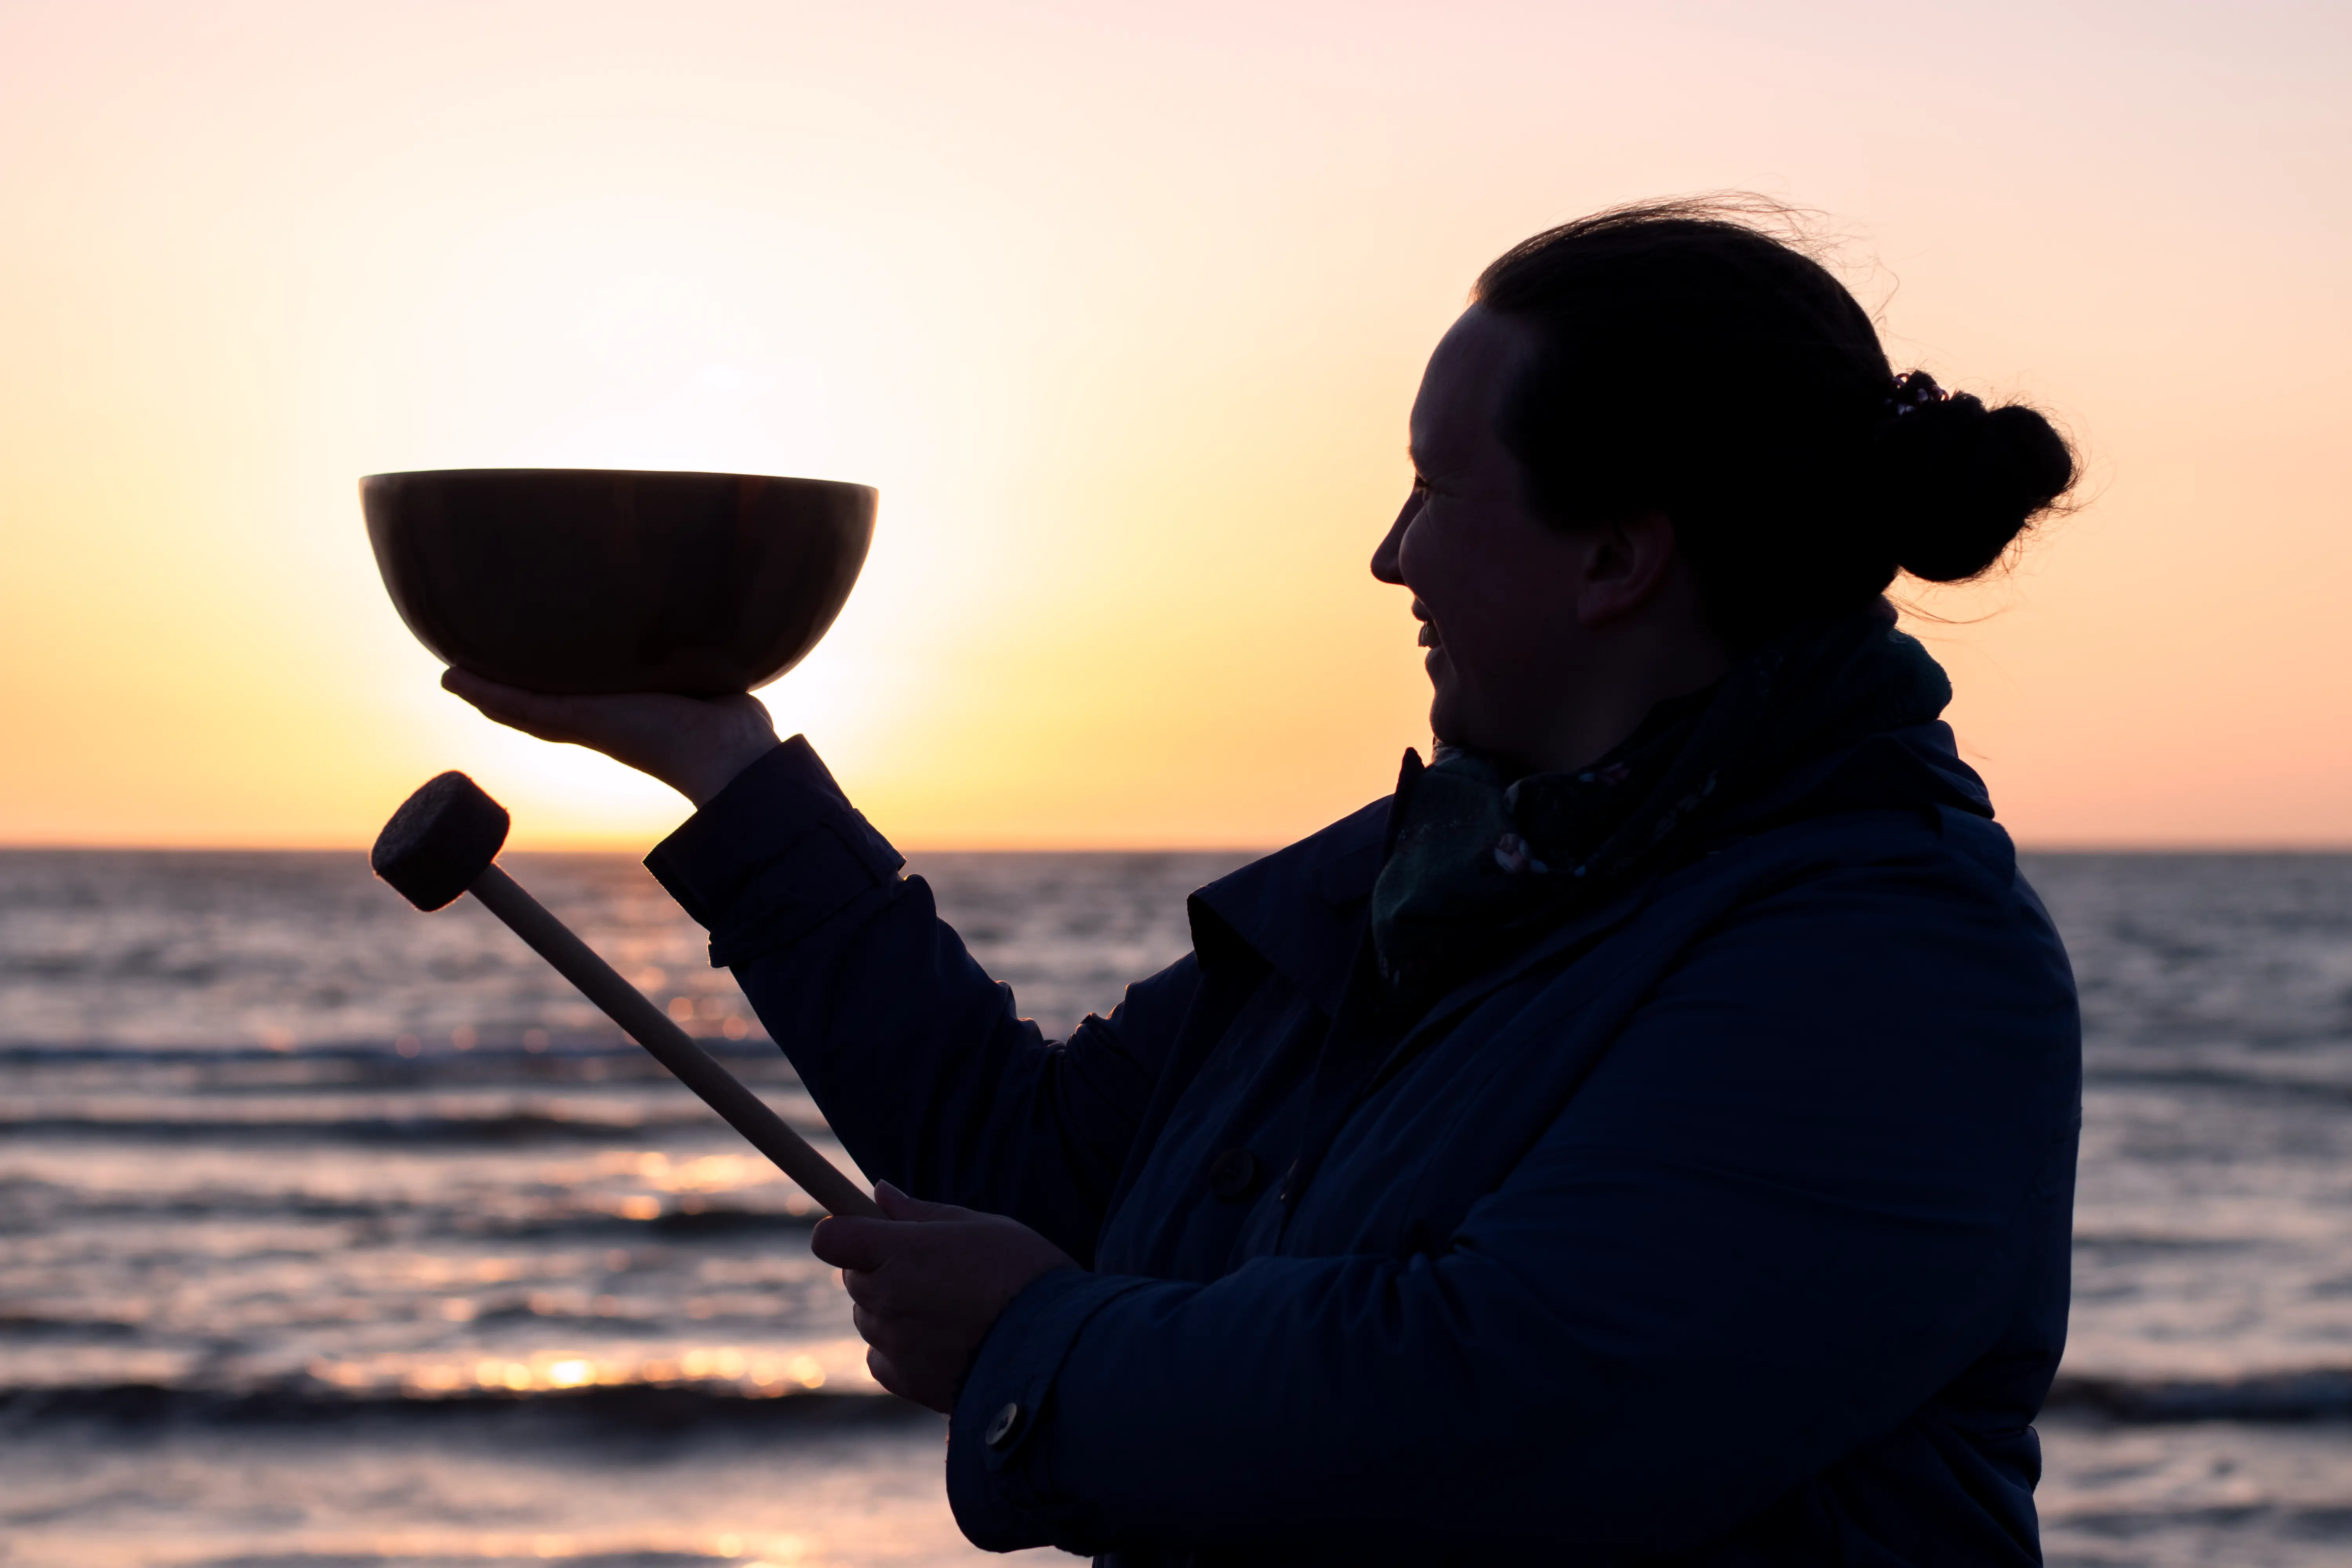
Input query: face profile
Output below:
<box><xmin>1373</xmin><ymin>305</ymin><xmax>1567</xmax><ymax>757</ymax></box>
<box><xmin>1372</xmin><ymin>303</ymin><xmax>1731</xmax><ymax>777</ymax></box>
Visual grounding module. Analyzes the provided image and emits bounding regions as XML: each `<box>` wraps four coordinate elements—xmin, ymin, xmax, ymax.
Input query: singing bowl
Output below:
<box><xmin>363</xmin><ymin>468</ymin><xmax>875</xmax><ymax>695</ymax></box>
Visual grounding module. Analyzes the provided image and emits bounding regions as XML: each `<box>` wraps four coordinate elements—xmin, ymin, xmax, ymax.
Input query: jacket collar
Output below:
<box><xmin>1188</xmin><ymin>794</ymin><xmax>1388</xmax><ymax>1017</ymax></box>
<box><xmin>1187</xmin><ymin>720</ymin><xmax>1992</xmax><ymax>1020</ymax></box>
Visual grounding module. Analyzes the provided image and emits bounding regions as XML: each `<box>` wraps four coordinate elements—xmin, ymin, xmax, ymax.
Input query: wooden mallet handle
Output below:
<box><xmin>373</xmin><ymin>771</ymin><xmax>881</xmax><ymax>1220</ymax></box>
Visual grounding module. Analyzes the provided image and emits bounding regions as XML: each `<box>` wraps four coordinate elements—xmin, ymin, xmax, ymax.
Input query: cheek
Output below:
<box><xmin>1395</xmin><ymin>510</ymin><xmax>1465</xmax><ymax>612</ymax></box>
<box><xmin>1400</xmin><ymin>513</ymin><xmax>1550</xmax><ymax>659</ymax></box>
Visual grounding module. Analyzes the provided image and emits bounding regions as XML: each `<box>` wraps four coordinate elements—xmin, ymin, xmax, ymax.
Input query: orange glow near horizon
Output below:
<box><xmin>2</xmin><ymin>2</ymin><xmax>2348</xmax><ymax>851</ymax></box>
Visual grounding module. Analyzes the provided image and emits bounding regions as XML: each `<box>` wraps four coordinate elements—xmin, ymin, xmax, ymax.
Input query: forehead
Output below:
<box><xmin>1410</xmin><ymin>305</ymin><xmax>1541</xmax><ymax>467</ymax></box>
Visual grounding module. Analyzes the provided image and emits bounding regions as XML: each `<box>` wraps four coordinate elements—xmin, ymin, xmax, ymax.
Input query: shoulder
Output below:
<box><xmin>1660</xmin><ymin>774</ymin><xmax>2073</xmax><ymax>1018</ymax></box>
<box><xmin>1671</xmin><ymin>719</ymin><xmax>2043</xmax><ymax>940</ymax></box>
<box><xmin>1687</xmin><ymin>814</ymin><xmax>2071</xmax><ymax>1005</ymax></box>
<box><xmin>1589</xmin><ymin>798</ymin><xmax>2080</xmax><ymax>1152</ymax></box>
<box><xmin>1582</xmin><ymin>717</ymin><xmax>2079</xmax><ymax>1101</ymax></box>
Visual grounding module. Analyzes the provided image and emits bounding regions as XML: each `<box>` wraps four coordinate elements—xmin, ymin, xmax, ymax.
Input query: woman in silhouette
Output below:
<box><xmin>454</xmin><ymin>199</ymin><xmax>2082</xmax><ymax>1565</ymax></box>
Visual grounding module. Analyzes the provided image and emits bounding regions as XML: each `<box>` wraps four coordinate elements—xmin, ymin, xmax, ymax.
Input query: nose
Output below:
<box><xmin>1370</xmin><ymin>491</ymin><xmax>1415</xmax><ymax>584</ymax></box>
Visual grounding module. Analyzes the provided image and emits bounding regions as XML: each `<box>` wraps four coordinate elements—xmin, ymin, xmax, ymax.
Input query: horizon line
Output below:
<box><xmin>8</xmin><ymin>838</ymin><xmax>2352</xmax><ymax>858</ymax></box>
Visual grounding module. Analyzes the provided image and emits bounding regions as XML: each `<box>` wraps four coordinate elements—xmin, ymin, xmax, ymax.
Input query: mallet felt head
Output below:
<box><xmin>372</xmin><ymin>771</ymin><xmax>511</xmax><ymax>911</ymax></box>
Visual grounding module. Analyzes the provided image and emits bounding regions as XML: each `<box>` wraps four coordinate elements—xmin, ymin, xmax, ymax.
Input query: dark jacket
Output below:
<box><xmin>647</xmin><ymin>720</ymin><xmax>2081</xmax><ymax>1565</ymax></box>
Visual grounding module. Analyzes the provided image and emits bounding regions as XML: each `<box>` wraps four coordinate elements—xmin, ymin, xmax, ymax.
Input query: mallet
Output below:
<box><xmin>372</xmin><ymin>770</ymin><xmax>881</xmax><ymax>1220</ymax></box>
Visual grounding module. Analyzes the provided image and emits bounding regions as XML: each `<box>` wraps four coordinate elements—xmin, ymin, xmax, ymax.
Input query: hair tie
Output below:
<box><xmin>1887</xmin><ymin>370</ymin><xmax>1948</xmax><ymax>417</ymax></box>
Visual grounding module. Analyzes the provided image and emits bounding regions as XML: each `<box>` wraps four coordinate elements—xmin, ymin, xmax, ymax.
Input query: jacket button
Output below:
<box><xmin>984</xmin><ymin>1401</ymin><xmax>1022</xmax><ymax>1448</ymax></box>
<box><xmin>1207</xmin><ymin>1147</ymin><xmax>1261</xmax><ymax>1201</ymax></box>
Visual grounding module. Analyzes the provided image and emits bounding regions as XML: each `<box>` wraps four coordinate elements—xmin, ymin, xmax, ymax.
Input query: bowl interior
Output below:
<box><xmin>363</xmin><ymin>468</ymin><xmax>875</xmax><ymax>696</ymax></box>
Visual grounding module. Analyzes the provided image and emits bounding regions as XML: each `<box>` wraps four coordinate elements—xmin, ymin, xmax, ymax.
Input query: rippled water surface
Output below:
<box><xmin>3</xmin><ymin>848</ymin><xmax>2349</xmax><ymax>1564</ymax></box>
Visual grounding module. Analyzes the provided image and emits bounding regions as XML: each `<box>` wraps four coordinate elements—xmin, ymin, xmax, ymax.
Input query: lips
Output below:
<box><xmin>1412</xmin><ymin>599</ymin><xmax>1439</xmax><ymax>649</ymax></box>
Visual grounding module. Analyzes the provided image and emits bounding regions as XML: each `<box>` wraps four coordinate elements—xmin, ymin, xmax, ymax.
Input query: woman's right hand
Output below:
<box><xmin>441</xmin><ymin>668</ymin><xmax>782</xmax><ymax>808</ymax></box>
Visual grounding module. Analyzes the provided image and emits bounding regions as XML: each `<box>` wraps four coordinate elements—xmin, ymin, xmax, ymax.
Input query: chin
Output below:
<box><xmin>1425</xmin><ymin>695</ymin><xmax>1468</xmax><ymax>753</ymax></box>
<box><xmin>1423</xmin><ymin>652</ymin><xmax>1474</xmax><ymax>748</ymax></box>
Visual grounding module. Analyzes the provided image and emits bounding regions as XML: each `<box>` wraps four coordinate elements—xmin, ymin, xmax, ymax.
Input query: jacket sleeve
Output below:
<box><xmin>943</xmin><ymin>847</ymin><xmax>2082</xmax><ymax>1557</ymax></box>
<box><xmin>644</xmin><ymin>737</ymin><xmax>1203</xmax><ymax>1259</ymax></box>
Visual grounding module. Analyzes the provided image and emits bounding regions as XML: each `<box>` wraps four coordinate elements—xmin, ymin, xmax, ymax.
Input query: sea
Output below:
<box><xmin>4</xmin><ymin>848</ymin><xmax>2351</xmax><ymax>1566</ymax></box>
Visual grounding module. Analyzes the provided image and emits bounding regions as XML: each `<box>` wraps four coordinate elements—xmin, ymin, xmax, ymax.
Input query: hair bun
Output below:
<box><xmin>1873</xmin><ymin>391</ymin><xmax>2075</xmax><ymax>582</ymax></box>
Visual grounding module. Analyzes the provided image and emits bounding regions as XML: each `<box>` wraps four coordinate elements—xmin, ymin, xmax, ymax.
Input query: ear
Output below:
<box><xmin>1570</xmin><ymin>510</ymin><xmax>1680</xmax><ymax>628</ymax></box>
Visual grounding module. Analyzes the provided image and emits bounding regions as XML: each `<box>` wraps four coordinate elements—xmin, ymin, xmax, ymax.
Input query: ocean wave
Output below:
<box><xmin>2084</xmin><ymin>1065</ymin><xmax>2352</xmax><ymax>1103</ymax></box>
<box><xmin>0</xmin><ymin>1108</ymin><xmax>794</xmax><ymax>1144</ymax></box>
<box><xmin>0</xmin><ymin>1033</ymin><xmax>784</xmax><ymax>1054</ymax></box>
<box><xmin>458</xmin><ymin>1203</ymin><xmax>821</xmax><ymax>1239</ymax></box>
<box><xmin>0</xmin><ymin>1191</ymin><xmax>818</xmax><ymax>1237</ymax></box>
<box><xmin>11</xmin><ymin>1370</ymin><xmax>2352</xmax><ymax>1429</ymax></box>
<box><xmin>2068</xmin><ymin>1232</ymin><xmax>2260</xmax><ymax>1254</ymax></box>
<box><xmin>0</xmin><ymin>1038</ymin><xmax>795</xmax><ymax>1075</ymax></box>
<box><xmin>0</xmin><ymin>1380</ymin><xmax>913</xmax><ymax>1430</ymax></box>
<box><xmin>2047</xmin><ymin>1368</ymin><xmax>2352</xmax><ymax>1422</ymax></box>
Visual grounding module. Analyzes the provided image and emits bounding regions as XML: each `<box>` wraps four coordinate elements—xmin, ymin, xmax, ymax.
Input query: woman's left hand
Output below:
<box><xmin>440</xmin><ymin>668</ymin><xmax>781</xmax><ymax>807</ymax></box>
<box><xmin>811</xmin><ymin>1183</ymin><xmax>1078</xmax><ymax>1413</ymax></box>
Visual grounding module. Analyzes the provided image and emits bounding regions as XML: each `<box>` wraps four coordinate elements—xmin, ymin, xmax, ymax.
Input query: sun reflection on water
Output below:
<box><xmin>305</xmin><ymin>1343</ymin><xmax>852</xmax><ymax>1399</ymax></box>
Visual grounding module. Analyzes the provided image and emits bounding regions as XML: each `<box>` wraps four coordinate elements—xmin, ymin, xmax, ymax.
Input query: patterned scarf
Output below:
<box><xmin>1369</xmin><ymin>601</ymin><xmax>1953</xmax><ymax>1002</ymax></box>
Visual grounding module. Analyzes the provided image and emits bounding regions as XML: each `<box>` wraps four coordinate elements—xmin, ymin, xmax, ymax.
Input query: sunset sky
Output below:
<box><xmin>2</xmin><ymin>0</ymin><xmax>2347</xmax><ymax>849</ymax></box>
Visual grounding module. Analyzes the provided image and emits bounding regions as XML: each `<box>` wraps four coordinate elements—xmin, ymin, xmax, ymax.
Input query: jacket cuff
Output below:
<box><xmin>946</xmin><ymin>1266</ymin><xmax>1154</xmax><ymax>1553</ymax></box>
<box><xmin>642</xmin><ymin>736</ymin><xmax>904</xmax><ymax>967</ymax></box>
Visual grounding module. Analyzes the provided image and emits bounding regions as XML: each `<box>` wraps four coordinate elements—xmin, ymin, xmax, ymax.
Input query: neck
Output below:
<box><xmin>1511</xmin><ymin>630</ymin><xmax>1736</xmax><ymax>776</ymax></box>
